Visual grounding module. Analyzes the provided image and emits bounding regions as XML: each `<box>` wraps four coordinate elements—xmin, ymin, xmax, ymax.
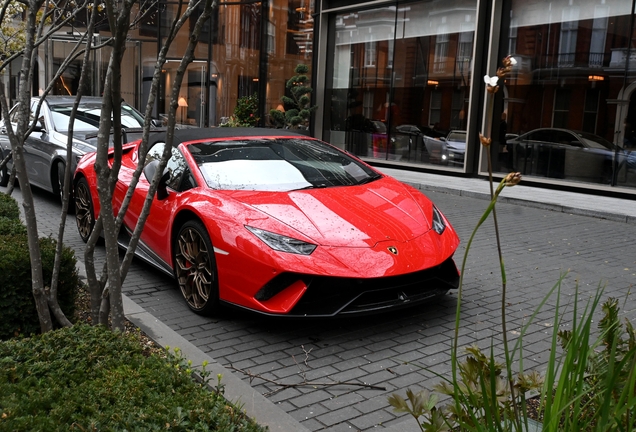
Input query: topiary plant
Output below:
<box><xmin>269</xmin><ymin>64</ymin><xmax>317</xmax><ymax>129</ymax></box>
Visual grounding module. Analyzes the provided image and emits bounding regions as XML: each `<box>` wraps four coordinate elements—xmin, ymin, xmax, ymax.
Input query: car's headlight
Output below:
<box><xmin>432</xmin><ymin>205</ymin><xmax>446</xmax><ymax>235</ymax></box>
<box><xmin>246</xmin><ymin>226</ymin><xmax>317</xmax><ymax>255</ymax></box>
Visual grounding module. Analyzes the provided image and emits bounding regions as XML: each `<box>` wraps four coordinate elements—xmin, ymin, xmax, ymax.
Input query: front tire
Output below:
<box><xmin>74</xmin><ymin>177</ymin><xmax>95</xmax><ymax>243</ymax></box>
<box><xmin>173</xmin><ymin>220</ymin><xmax>220</xmax><ymax>315</ymax></box>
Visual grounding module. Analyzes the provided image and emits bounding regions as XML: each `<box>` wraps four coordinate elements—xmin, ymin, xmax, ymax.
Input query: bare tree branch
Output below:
<box><xmin>228</xmin><ymin>365</ymin><xmax>387</xmax><ymax>397</ymax></box>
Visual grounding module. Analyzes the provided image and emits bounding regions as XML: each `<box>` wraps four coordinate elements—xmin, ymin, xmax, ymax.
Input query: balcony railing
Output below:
<box><xmin>543</xmin><ymin>51</ymin><xmax>607</xmax><ymax>69</ymax></box>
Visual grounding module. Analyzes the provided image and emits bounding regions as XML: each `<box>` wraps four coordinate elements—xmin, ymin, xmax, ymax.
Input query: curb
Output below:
<box><xmin>401</xmin><ymin>181</ymin><xmax>636</xmax><ymax>225</ymax></box>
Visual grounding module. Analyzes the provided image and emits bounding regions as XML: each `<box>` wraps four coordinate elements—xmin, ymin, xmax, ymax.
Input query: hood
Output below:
<box><xmin>226</xmin><ymin>178</ymin><xmax>433</xmax><ymax>247</ymax></box>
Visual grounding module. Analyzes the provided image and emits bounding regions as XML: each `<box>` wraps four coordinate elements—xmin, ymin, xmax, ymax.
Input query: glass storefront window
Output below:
<box><xmin>494</xmin><ymin>0</ymin><xmax>636</xmax><ymax>189</ymax></box>
<box><xmin>266</xmin><ymin>0</ymin><xmax>315</xmax><ymax>127</ymax></box>
<box><xmin>323</xmin><ymin>0</ymin><xmax>477</xmax><ymax>168</ymax></box>
<box><xmin>209</xmin><ymin>2</ymin><xmax>262</xmax><ymax>125</ymax></box>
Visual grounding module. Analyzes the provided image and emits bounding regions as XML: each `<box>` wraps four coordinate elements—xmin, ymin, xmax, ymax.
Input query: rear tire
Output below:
<box><xmin>0</xmin><ymin>150</ymin><xmax>10</xmax><ymax>187</ymax></box>
<box><xmin>173</xmin><ymin>220</ymin><xmax>220</xmax><ymax>315</ymax></box>
<box><xmin>74</xmin><ymin>177</ymin><xmax>95</xmax><ymax>243</ymax></box>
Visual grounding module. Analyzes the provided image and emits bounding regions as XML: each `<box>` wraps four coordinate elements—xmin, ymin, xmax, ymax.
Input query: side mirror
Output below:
<box><xmin>143</xmin><ymin>160</ymin><xmax>170</xmax><ymax>200</ymax></box>
<box><xmin>151</xmin><ymin>118</ymin><xmax>163</xmax><ymax>127</ymax></box>
<box><xmin>33</xmin><ymin>117</ymin><xmax>46</xmax><ymax>132</ymax></box>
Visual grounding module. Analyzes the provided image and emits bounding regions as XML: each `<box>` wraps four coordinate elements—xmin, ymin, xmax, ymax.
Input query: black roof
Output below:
<box><xmin>150</xmin><ymin>127</ymin><xmax>309</xmax><ymax>147</ymax></box>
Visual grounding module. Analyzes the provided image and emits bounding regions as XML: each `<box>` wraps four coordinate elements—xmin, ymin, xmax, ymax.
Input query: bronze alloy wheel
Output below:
<box><xmin>0</xmin><ymin>150</ymin><xmax>9</xmax><ymax>187</ymax></box>
<box><xmin>174</xmin><ymin>220</ymin><xmax>219</xmax><ymax>315</ymax></box>
<box><xmin>74</xmin><ymin>178</ymin><xmax>95</xmax><ymax>243</ymax></box>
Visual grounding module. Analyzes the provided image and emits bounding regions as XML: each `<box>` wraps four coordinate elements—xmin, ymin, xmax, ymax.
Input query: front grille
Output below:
<box><xmin>262</xmin><ymin>257</ymin><xmax>459</xmax><ymax>317</ymax></box>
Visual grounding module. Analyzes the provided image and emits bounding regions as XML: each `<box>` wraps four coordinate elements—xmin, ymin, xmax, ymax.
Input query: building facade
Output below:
<box><xmin>7</xmin><ymin>0</ymin><xmax>636</xmax><ymax>193</ymax></box>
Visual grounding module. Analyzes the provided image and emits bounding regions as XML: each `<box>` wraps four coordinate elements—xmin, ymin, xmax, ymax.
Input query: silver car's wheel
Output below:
<box><xmin>74</xmin><ymin>177</ymin><xmax>95</xmax><ymax>243</ymax></box>
<box><xmin>173</xmin><ymin>220</ymin><xmax>219</xmax><ymax>315</ymax></box>
<box><xmin>0</xmin><ymin>150</ymin><xmax>10</xmax><ymax>187</ymax></box>
<box><xmin>55</xmin><ymin>161</ymin><xmax>66</xmax><ymax>202</ymax></box>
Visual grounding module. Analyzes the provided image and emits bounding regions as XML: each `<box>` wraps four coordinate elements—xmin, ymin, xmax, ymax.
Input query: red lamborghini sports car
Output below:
<box><xmin>74</xmin><ymin>128</ymin><xmax>460</xmax><ymax>317</ymax></box>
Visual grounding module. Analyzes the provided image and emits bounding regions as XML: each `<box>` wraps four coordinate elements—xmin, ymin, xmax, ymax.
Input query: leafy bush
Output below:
<box><xmin>0</xmin><ymin>235</ymin><xmax>80</xmax><ymax>340</ymax></box>
<box><xmin>0</xmin><ymin>324</ymin><xmax>266</xmax><ymax>432</ymax></box>
<box><xmin>220</xmin><ymin>94</ymin><xmax>259</xmax><ymax>127</ymax></box>
<box><xmin>0</xmin><ymin>192</ymin><xmax>20</xmax><ymax>220</ymax></box>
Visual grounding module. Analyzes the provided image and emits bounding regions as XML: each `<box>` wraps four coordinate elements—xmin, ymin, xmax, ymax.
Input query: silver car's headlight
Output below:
<box><xmin>246</xmin><ymin>226</ymin><xmax>317</xmax><ymax>255</ymax></box>
<box><xmin>432</xmin><ymin>205</ymin><xmax>446</xmax><ymax>235</ymax></box>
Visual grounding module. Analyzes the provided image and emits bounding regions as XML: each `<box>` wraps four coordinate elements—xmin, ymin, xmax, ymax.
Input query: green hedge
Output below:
<box><xmin>0</xmin><ymin>324</ymin><xmax>266</xmax><ymax>432</ymax></box>
<box><xmin>0</xmin><ymin>235</ymin><xmax>80</xmax><ymax>340</ymax></box>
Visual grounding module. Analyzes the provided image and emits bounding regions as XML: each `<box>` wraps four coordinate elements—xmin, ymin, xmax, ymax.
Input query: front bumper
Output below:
<box><xmin>251</xmin><ymin>256</ymin><xmax>459</xmax><ymax>317</ymax></box>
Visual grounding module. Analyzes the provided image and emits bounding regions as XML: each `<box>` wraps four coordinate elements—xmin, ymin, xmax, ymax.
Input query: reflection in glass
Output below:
<box><xmin>495</xmin><ymin>0</ymin><xmax>636</xmax><ymax>189</ymax></box>
<box><xmin>323</xmin><ymin>0</ymin><xmax>476</xmax><ymax>169</ymax></box>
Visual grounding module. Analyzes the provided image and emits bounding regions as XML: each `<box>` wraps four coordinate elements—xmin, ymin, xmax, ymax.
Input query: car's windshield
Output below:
<box><xmin>576</xmin><ymin>131</ymin><xmax>616</xmax><ymax>150</ymax></box>
<box><xmin>188</xmin><ymin>138</ymin><xmax>381</xmax><ymax>191</ymax></box>
<box><xmin>50</xmin><ymin>103</ymin><xmax>145</xmax><ymax>132</ymax></box>
<box><xmin>447</xmin><ymin>132</ymin><xmax>466</xmax><ymax>142</ymax></box>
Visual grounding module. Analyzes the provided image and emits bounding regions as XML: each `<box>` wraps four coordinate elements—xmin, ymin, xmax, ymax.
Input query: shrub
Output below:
<box><xmin>0</xmin><ymin>324</ymin><xmax>266</xmax><ymax>431</ymax></box>
<box><xmin>0</xmin><ymin>192</ymin><xmax>20</xmax><ymax>220</ymax></box>
<box><xmin>0</xmin><ymin>235</ymin><xmax>80</xmax><ymax>340</ymax></box>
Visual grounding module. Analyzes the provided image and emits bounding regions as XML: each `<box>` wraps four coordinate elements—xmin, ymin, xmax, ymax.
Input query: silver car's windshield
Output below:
<box><xmin>188</xmin><ymin>138</ymin><xmax>381</xmax><ymax>191</ymax></box>
<box><xmin>50</xmin><ymin>104</ymin><xmax>144</xmax><ymax>132</ymax></box>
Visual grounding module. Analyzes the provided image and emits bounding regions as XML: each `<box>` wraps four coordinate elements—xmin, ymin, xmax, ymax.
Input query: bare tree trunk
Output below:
<box><xmin>0</xmin><ymin>0</ymin><xmax>94</xmax><ymax>332</ymax></box>
<box><xmin>82</xmin><ymin>0</ymin><xmax>214</xmax><ymax>331</ymax></box>
<box><xmin>119</xmin><ymin>0</ymin><xmax>214</xmax><ymax>281</ymax></box>
<box><xmin>48</xmin><ymin>0</ymin><xmax>99</xmax><ymax>328</ymax></box>
<box><xmin>0</xmin><ymin>0</ymin><xmax>52</xmax><ymax>333</ymax></box>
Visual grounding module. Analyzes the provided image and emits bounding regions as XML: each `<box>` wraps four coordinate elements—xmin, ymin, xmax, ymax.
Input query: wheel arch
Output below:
<box><xmin>171</xmin><ymin>209</ymin><xmax>205</xmax><ymax>261</ymax></box>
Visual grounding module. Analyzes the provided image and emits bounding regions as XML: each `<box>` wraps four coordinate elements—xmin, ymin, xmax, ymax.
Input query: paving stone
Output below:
<box><xmin>320</xmin><ymin>392</ymin><xmax>366</xmax><ymax>410</ymax></box>
<box><xmin>315</xmin><ymin>405</ymin><xmax>363</xmax><ymax>427</ymax></box>
<box><xmin>288</xmin><ymin>404</ymin><xmax>330</xmax><ymax>422</ymax></box>
<box><xmin>289</xmin><ymin>389</ymin><xmax>334</xmax><ymax>409</ymax></box>
<box><xmin>349</xmin><ymin>408</ymin><xmax>397</xmax><ymax>430</ymax></box>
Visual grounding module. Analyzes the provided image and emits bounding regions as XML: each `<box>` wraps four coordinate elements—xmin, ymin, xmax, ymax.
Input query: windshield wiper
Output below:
<box><xmin>356</xmin><ymin>174</ymin><xmax>382</xmax><ymax>186</ymax></box>
<box><xmin>293</xmin><ymin>183</ymin><xmax>329</xmax><ymax>191</ymax></box>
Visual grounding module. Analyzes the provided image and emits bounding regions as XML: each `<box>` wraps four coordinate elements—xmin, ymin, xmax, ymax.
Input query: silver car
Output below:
<box><xmin>506</xmin><ymin>128</ymin><xmax>624</xmax><ymax>182</ymax></box>
<box><xmin>0</xmin><ymin>96</ymin><xmax>147</xmax><ymax>198</ymax></box>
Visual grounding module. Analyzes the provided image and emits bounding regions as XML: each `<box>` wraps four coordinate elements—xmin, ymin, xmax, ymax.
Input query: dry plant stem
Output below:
<box><xmin>486</xmin><ymin>149</ymin><xmax>520</xmax><ymax>429</ymax></box>
<box><xmin>452</xmin><ymin>186</ymin><xmax>501</xmax><ymax>410</ymax></box>
<box><xmin>483</xmin><ymin>62</ymin><xmax>520</xmax><ymax>428</ymax></box>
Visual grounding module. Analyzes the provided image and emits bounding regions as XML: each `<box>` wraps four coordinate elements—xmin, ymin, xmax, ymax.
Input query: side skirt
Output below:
<box><xmin>117</xmin><ymin>228</ymin><xmax>175</xmax><ymax>278</ymax></box>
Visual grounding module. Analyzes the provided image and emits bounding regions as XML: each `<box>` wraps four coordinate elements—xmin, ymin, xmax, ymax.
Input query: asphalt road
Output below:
<box><xmin>5</xmin><ymin>181</ymin><xmax>635</xmax><ymax>431</ymax></box>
